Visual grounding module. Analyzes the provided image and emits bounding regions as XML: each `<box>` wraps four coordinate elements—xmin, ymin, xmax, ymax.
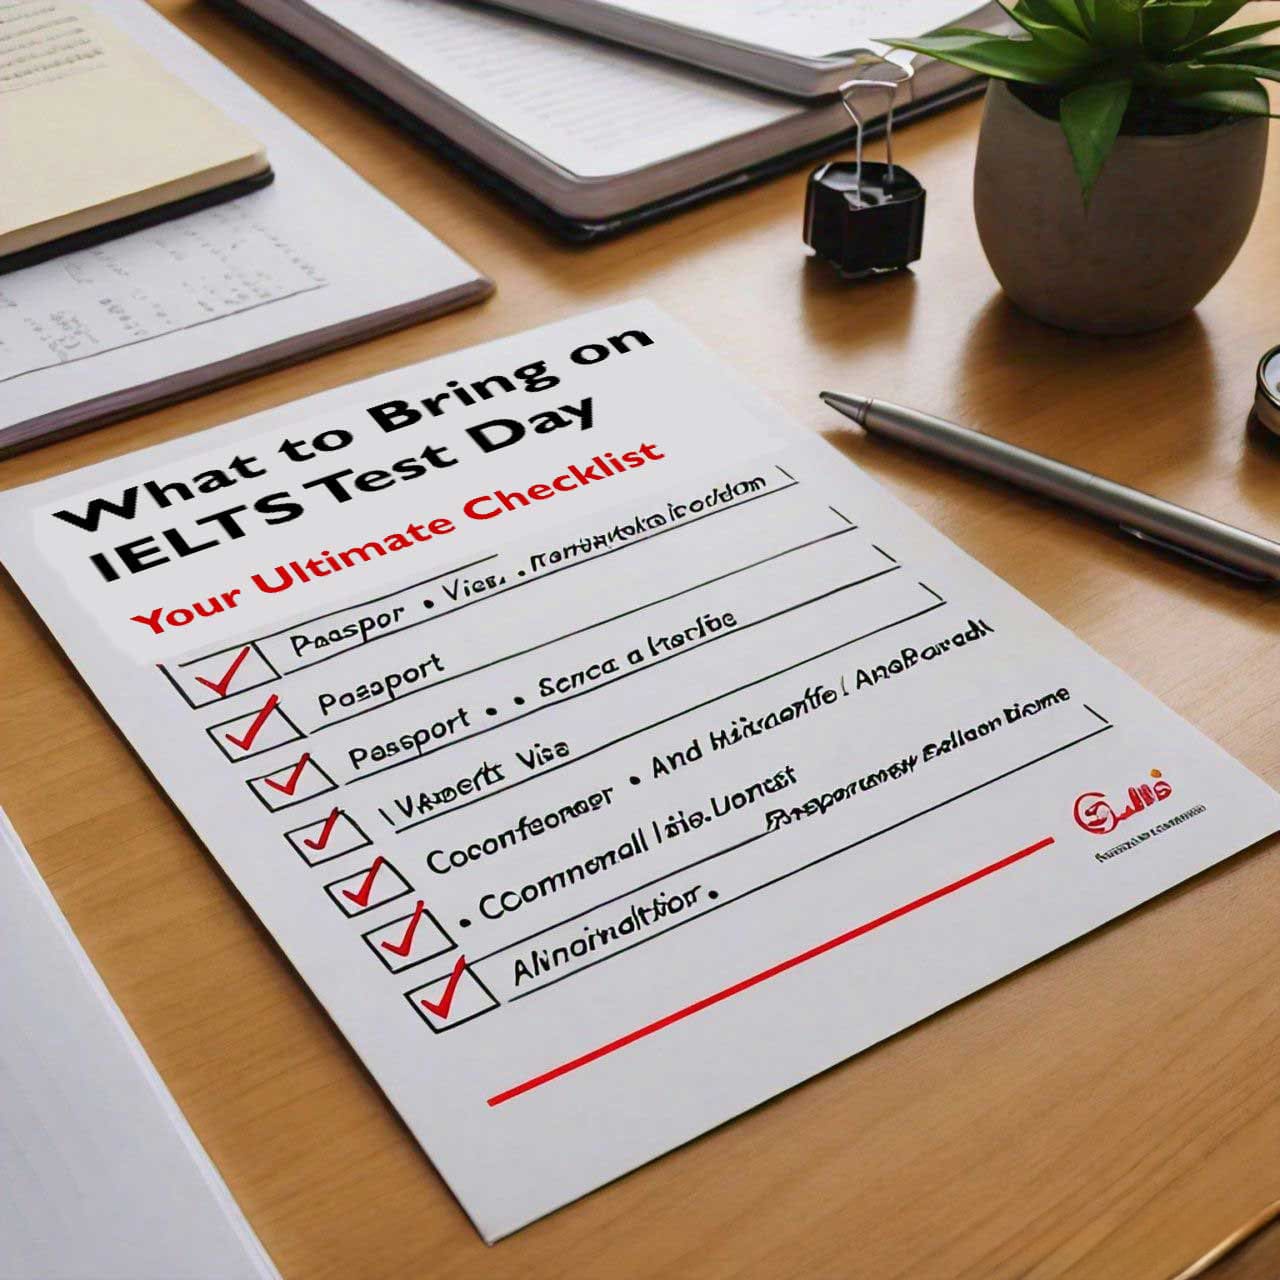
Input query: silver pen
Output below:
<box><xmin>821</xmin><ymin>392</ymin><xmax>1280</xmax><ymax>584</ymax></box>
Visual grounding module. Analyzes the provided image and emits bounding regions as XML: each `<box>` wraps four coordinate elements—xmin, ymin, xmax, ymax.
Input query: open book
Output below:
<box><xmin>485</xmin><ymin>0</ymin><xmax>992</xmax><ymax>97</ymax></box>
<box><xmin>225</xmin><ymin>0</ymin><xmax>1004</xmax><ymax>235</ymax></box>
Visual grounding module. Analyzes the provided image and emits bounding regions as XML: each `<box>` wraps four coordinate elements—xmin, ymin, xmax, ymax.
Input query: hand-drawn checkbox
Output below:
<box><xmin>405</xmin><ymin>962</ymin><xmax>498</xmax><ymax>1033</ymax></box>
<box><xmin>207</xmin><ymin>696</ymin><xmax>304</xmax><ymax>762</ymax></box>
<box><xmin>163</xmin><ymin>643</ymin><xmax>278</xmax><ymax>708</ymax></box>
<box><xmin>246</xmin><ymin>753</ymin><xmax>336</xmax><ymax>811</ymax></box>
<box><xmin>324</xmin><ymin>857</ymin><xmax>412</xmax><ymax>917</ymax></box>
<box><xmin>284</xmin><ymin>807</ymin><xmax>371</xmax><ymax>866</ymax></box>
<box><xmin>362</xmin><ymin>900</ymin><xmax>454</xmax><ymax>973</ymax></box>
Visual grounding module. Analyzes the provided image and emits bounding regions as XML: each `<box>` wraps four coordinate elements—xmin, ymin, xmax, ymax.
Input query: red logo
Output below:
<box><xmin>1073</xmin><ymin>769</ymin><xmax>1173</xmax><ymax>835</ymax></box>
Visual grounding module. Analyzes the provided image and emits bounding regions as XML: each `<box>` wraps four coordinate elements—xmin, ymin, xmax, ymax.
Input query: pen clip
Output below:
<box><xmin>1117</xmin><ymin>524</ymin><xmax>1274</xmax><ymax>584</ymax></box>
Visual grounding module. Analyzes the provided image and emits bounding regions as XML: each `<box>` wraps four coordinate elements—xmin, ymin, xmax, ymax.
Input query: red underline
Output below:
<box><xmin>487</xmin><ymin>834</ymin><xmax>1056</xmax><ymax>1107</ymax></box>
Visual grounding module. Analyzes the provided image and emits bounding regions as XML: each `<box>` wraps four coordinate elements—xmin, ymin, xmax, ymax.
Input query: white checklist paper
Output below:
<box><xmin>1</xmin><ymin>303</ymin><xmax>1276</xmax><ymax>1241</ymax></box>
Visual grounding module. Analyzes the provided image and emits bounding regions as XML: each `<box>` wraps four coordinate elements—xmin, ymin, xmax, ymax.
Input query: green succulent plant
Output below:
<box><xmin>885</xmin><ymin>0</ymin><xmax>1279</xmax><ymax>201</ymax></box>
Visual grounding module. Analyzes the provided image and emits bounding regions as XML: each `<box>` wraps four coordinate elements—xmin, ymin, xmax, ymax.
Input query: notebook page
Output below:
<box><xmin>589</xmin><ymin>0</ymin><xmax>986</xmax><ymax>59</ymax></box>
<box><xmin>0</xmin><ymin>0</ymin><xmax>109</xmax><ymax>91</ymax></box>
<box><xmin>300</xmin><ymin>0</ymin><xmax>810</xmax><ymax>178</ymax></box>
<box><xmin>0</xmin><ymin>811</ymin><xmax>279</xmax><ymax>1280</ymax></box>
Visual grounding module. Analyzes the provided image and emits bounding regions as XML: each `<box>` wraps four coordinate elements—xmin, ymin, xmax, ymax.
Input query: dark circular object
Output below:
<box><xmin>1255</xmin><ymin>345</ymin><xmax>1280</xmax><ymax>436</ymax></box>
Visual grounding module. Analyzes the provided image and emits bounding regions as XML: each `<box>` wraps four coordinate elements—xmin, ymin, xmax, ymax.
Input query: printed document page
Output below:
<box><xmin>1</xmin><ymin>303</ymin><xmax>1275</xmax><ymax>1241</ymax></box>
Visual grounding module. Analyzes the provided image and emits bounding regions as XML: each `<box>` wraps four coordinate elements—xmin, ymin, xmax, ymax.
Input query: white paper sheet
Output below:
<box><xmin>0</xmin><ymin>203</ymin><xmax>328</xmax><ymax>381</ymax></box>
<box><xmin>1</xmin><ymin>303</ymin><xmax>1275</xmax><ymax>1242</ymax></box>
<box><xmin>294</xmin><ymin>0</ymin><xmax>810</xmax><ymax>177</ymax></box>
<box><xmin>0</xmin><ymin>810</ymin><xmax>279</xmax><ymax>1280</ymax></box>
<box><xmin>0</xmin><ymin>0</ymin><xmax>486</xmax><ymax>444</ymax></box>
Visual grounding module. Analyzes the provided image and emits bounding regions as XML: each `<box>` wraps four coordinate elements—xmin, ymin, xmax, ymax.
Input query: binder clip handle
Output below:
<box><xmin>836</xmin><ymin>63</ymin><xmax>912</xmax><ymax>204</ymax></box>
<box><xmin>803</xmin><ymin>61</ymin><xmax>926</xmax><ymax>280</ymax></box>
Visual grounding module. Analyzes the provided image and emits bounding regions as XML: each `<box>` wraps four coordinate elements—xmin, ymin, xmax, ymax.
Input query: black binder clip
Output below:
<box><xmin>804</xmin><ymin>65</ymin><xmax>925</xmax><ymax>279</ymax></box>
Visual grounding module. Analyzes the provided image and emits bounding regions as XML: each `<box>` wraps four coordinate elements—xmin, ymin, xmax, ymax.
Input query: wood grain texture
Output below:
<box><xmin>1</xmin><ymin>4</ymin><xmax>1277</xmax><ymax>1277</ymax></box>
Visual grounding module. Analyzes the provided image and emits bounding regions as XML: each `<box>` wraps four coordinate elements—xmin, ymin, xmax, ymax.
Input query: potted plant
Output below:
<box><xmin>888</xmin><ymin>0</ymin><xmax>1277</xmax><ymax>333</ymax></box>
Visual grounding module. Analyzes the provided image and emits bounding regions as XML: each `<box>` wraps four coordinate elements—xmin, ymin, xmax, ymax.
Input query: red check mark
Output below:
<box><xmin>194</xmin><ymin>645</ymin><xmax>252</xmax><ymax>697</ymax></box>
<box><xmin>380</xmin><ymin>900</ymin><xmax>426</xmax><ymax>958</ymax></box>
<box><xmin>264</xmin><ymin>753</ymin><xmax>311</xmax><ymax>795</ymax></box>
<box><xmin>303</xmin><ymin>807</ymin><xmax>342</xmax><ymax>851</ymax></box>
<box><xmin>341</xmin><ymin>856</ymin><xmax>386</xmax><ymax>908</ymax></box>
<box><xmin>225</xmin><ymin>694</ymin><xmax>279</xmax><ymax>752</ymax></box>
<box><xmin>419</xmin><ymin>954</ymin><xmax>468</xmax><ymax>1020</ymax></box>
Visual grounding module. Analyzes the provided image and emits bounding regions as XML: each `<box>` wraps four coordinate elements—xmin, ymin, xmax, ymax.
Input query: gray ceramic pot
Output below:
<box><xmin>973</xmin><ymin>79</ymin><xmax>1268</xmax><ymax>334</ymax></box>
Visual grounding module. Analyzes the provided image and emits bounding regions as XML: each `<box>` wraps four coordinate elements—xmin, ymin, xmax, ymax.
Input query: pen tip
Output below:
<box><xmin>819</xmin><ymin>391</ymin><xmax>871</xmax><ymax>426</ymax></box>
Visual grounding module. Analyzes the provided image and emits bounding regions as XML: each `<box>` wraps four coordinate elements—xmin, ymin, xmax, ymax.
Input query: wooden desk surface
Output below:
<box><xmin>3</xmin><ymin>5</ymin><xmax>1278</xmax><ymax>1277</ymax></box>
